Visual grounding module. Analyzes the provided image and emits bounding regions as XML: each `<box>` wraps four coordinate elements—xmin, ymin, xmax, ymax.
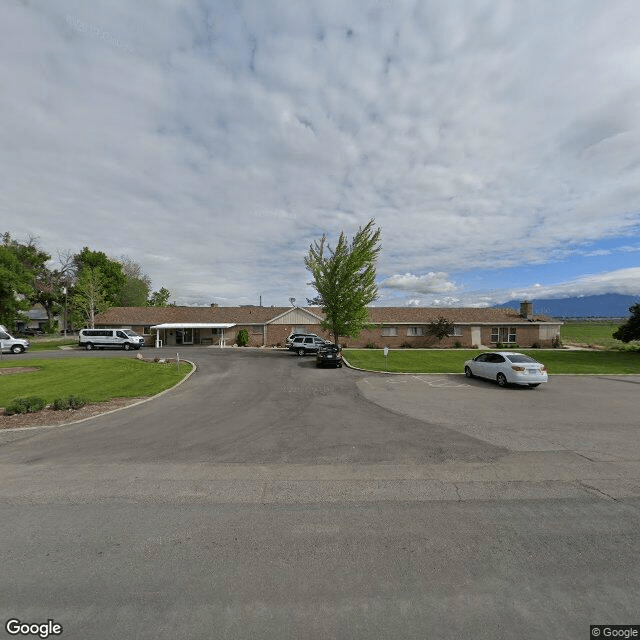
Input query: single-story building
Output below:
<box><xmin>93</xmin><ymin>301</ymin><xmax>561</xmax><ymax>348</ymax></box>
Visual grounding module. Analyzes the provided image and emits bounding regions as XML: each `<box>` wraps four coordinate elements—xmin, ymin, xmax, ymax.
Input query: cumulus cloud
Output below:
<box><xmin>1</xmin><ymin>1</ymin><xmax>640</xmax><ymax>304</ymax></box>
<box><xmin>503</xmin><ymin>267</ymin><xmax>640</xmax><ymax>302</ymax></box>
<box><xmin>381</xmin><ymin>272</ymin><xmax>458</xmax><ymax>294</ymax></box>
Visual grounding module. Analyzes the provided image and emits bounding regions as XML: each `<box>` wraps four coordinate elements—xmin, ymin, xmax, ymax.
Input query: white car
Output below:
<box><xmin>464</xmin><ymin>352</ymin><xmax>548</xmax><ymax>388</ymax></box>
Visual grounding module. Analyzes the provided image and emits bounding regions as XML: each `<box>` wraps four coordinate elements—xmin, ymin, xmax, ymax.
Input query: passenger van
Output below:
<box><xmin>79</xmin><ymin>328</ymin><xmax>144</xmax><ymax>350</ymax></box>
<box><xmin>0</xmin><ymin>328</ymin><xmax>30</xmax><ymax>354</ymax></box>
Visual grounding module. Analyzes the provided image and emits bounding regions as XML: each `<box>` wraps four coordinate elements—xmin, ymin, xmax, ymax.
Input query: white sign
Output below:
<box><xmin>383</xmin><ymin>346</ymin><xmax>389</xmax><ymax>357</ymax></box>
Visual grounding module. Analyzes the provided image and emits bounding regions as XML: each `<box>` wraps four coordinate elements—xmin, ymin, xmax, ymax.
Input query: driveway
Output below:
<box><xmin>0</xmin><ymin>348</ymin><xmax>638</xmax><ymax>639</ymax></box>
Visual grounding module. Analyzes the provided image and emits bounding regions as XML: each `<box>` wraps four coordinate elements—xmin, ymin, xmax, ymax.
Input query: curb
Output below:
<box><xmin>1</xmin><ymin>359</ymin><xmax>197</xmax><ymax>432</ymax></box>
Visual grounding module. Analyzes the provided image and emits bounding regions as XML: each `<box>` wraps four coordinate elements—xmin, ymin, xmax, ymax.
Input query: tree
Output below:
<box><xmin>0</xmin><ymin>242</ymin><xmax>32</xmax><ymax>330</ymax></box>
<box><xmin>613</xmin><ymin>304</ymin><xmax>640</xmax><ymax>343</ymax></box>
<box><xmin>72</xmin><ymin>267</ymin><xmax>108</xmax><ymax>328</ymax></box>
<box><xmin>118</xmin><ymin>256</ymin><xmax>151</xmax><ymax>306</ymax></box>
<box><xmin>427</xmin><ymin>317</ymin><xmax>455</xmax><ymax>341</ymax></box>
<box><xmin>304</xmin><ymin>219</ymin><xmax>381</xmax><ymax>345</ymax></box>
<box><xmin>147</xmin><ymin>287</ymin><xmax>172</xmax><ymax>307</ymax></box>
<box><xmin>73</xmin><ymin>247</ymin><xmax>126</xmax><ymax>307</ymax></box>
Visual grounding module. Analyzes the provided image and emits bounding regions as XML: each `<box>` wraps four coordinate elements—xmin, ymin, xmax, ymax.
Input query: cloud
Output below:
<box><xmin>504</xmin><ymin>267</ymin><xmax>640</xmax><ymax>301</ymax></box>
<box><xmin>381</xmin><ymin>272</ymin><xmax>457</xmax><ymax>294</ymax></box>
<box><xmin>1</xmin><ymin>1</ymin><xmax>640</xmax><ymax>305</ymax></box>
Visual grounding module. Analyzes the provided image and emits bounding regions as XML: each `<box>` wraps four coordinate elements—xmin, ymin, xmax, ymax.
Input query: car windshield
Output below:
<box><xmin>124</xmin><ymin>330</ymin><xmax>138</xmax><ymax>336</ymax></box>
<box><xmin>505</xmin><ymin>354</ymin><xmax>538</xmax><ymax>364</ymax></box>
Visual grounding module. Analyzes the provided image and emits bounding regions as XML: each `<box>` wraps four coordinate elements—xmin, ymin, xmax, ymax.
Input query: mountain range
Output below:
<box><xmin>495</xmin><ymin>294</ymin><xmax>639</xmax><ymax>318</ymax></box>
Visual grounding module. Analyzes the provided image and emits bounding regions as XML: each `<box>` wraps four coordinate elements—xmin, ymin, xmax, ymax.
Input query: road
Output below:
<box><xmin>0</xmin><ymin>347</ymin><xmax>638</xmax><ymax>639</ymax></box>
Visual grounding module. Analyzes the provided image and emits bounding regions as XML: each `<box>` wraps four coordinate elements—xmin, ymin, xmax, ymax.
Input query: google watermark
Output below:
<box><xmin>65</xmin><ymin>14</ymin><xmax>135</xmax><ymax>55</ymax></box>
<box><xmin>5</xmin><ymin>618</ymin><xmax>63</xmax><ymax>638</ymax></box>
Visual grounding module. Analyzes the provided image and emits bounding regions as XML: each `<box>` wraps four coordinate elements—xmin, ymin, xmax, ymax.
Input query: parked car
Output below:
<box><xmin>79</xmin><ymin>328</ymin><xmax>144</xmax><ymax>350</ymax></box>
<box><xmin>0</xmin><ymin>329</ymin><xmax>30</xmax><ymax>354</ymax></box>
<box><xmin>285</xmin><ymin>332</ymin><xmax>318</xmax><ymax>347</ymax></box>
<box><xmin>464</xmin><ymin>352</ymin><xmax>548</xmax><ymax>388</ymax></box>
<box><xmin>288</xmin><ymin>335</ymin><xmax>330</xmax><ymax>356</ymax></box>
<box><xmin>21</xmin><ymin>328</ymin><xmax>45</xmax><ymax>336</ymax></box>
<box><xmin>316</xmin><ymin>344</ymin><xmax>343</xmax><ymax>368</ymax></box>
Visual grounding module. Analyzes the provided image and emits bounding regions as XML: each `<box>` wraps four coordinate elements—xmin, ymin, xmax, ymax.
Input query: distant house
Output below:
<box><xmin>93</xmin><ymin>301</ymin><xmax>561</xmax><ymax>348</ymax></box>
<box><xmin>16</xmin><ymin>304</ymin><xmax>50</xmax><ymax>333</ymax></box>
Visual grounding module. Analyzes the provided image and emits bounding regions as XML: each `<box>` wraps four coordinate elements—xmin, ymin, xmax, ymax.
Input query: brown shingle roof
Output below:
<box><xmin>95</xmin><ymin>305</ymin><xmax>555</xmax><ymax>326</ymax></box>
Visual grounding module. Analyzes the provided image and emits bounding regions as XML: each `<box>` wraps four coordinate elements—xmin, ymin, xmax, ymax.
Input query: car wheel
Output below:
<box><xmin>123</xmin><ymin>342</ymin><xmax>131</xmax><ymax>351</ymax></box>
<box><xmin>297</xmin><ymin>348</ymin><xmax>305</xmax><ymax>356</ymax></box>
<box><xmin>10</xmin><ymin>345</ymin><xmax>24</xmax><ymax>354</ymax></box>
<box><xmin>496</xmin><ymin>373</ymin><xmax>508</xmax><ymax>387</ymax></box>
<box><xmin>464</xmin><ymin>366</ymin><xmax>473</xmax><ymax>378</ymax></box>
<box><xmin>528</xmin><ymin>383</ymin><xmax>540</xmax><ymax>388</ymax></box>
<box><xmin>86</xmin><ymin>343</ymin><xmax>94</xmax><ymax>351</ymax></box>
<box><xmin>316</xmin><ymin>362</ymin><xmax>321</xmax><ymax>368</ymax></box>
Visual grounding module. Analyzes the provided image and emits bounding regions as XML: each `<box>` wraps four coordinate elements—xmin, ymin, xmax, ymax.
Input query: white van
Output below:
<box><xmin>79</xmin><ymin>328</ymin><xmax>144</xmax><ymax>351</ymax></box>
<box><xmin>0</xmin><ymin>329</ymin><xmax>30</xmax><ymax>354</ymax></box>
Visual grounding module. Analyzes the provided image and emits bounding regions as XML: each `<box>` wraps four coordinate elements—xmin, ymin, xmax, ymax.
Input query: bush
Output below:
<box><xmin>551</xmin><ymin>335</ymin><xmax>562</xmax><ymax>349</ymax></box>
<box><xmin>235</xmin><ymin>329</ymin><xmax>249</xmax><ymax>347</ymax></box>
<box><xmin>5</xmin><ymin>396</ymin><xmax>47</xmax><ymax>416</ymax></box>
<box><xmin>400</xmin><ymin>341</ymin><xmax>414</xmax><ymax>348</ymax></box>
<box><xmin>531</xmin><ymin>342</ymin><xmax>540</xmax><ymax>349</ymax></box>
<box><xmin>365</xmin><ymin>341</ymin><xmax>379</xmax><ymax>349</ymax></box>
<box><xmin>454</xmin><ymin>341</ymin><xmax>462</xmax><ymax>348</ymax></box>
<box><xmin>51</xmin><ymin>395</ymin><xmax>88</xmax><ymax>410</ymax></box>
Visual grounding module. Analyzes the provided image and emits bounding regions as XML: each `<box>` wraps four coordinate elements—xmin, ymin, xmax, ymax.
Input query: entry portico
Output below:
<box><xmin>150</xmin><ymin>323</ymin><xmax>236</xmax><ymax>347</ymax></box>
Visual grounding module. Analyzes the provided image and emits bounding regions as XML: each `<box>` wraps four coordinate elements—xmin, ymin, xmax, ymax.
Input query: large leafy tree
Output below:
<box><xmin>118</xmin><ymin>256</ymin><xmax>151</xmax><ymax>307</ymax></box>
<box><xmin>147</xmin><ymin>287</ymin><xmax>172</xmax><ymax>307</ymax></box>
<box><xmin>613</xmin><ymin>304</ymin><xmax>640</xmax><ymax>343</ymax></box>
<box><xmin>305</xmin><ymin>219</ymin><xmax>381</xmax><ymax>345</ymax></box>
<box><xmin>72</xmin><ymin>267</ymin><xmax>109</xmax><ymax>328</ymax></box>
<box><xmin>73</xmin><ymin>247</ymin><xmax>126</xmax><ymax>307</ymax></box>
<box><xmin>0</xmin><ymin>240</ymin><xmax>33</xmax><ymax>329</ymax></box>
<box><xmin>0</xmin><ymin>233</ymin><xmax>56</xmax><ymax>330</ymax></box>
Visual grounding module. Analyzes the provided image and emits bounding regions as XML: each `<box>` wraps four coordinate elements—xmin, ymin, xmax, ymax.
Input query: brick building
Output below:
<box><xmin>93</xmin><ymin>302</ymin><xmax>561</xmax><ymax>348</ymax></box>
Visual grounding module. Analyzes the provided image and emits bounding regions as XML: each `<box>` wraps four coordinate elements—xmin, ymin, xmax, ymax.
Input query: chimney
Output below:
<box><xmin>520</xmin><ymin>300</ymin><xmax>533</xmax><ymax>319</ymax></box>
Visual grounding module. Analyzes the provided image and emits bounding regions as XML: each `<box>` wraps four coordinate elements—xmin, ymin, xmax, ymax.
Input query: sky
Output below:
<box><xmin>2</xmin><ymin>0</ymin><xmax>640</xmax><ymax>308</ymax></box>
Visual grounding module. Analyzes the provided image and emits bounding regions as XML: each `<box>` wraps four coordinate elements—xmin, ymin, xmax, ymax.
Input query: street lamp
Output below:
<box><xmin>62</xmin><ymin>287</ymin><xmax>67</xmax><ymax>337</ymax></box>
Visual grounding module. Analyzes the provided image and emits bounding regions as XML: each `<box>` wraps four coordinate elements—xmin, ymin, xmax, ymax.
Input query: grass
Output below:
<box><xmin>27</xmin><ymin>338</ymin><xmax>78</xmax><ymax>351</ymax></box>
<box><xmin>0</xmin><ymin>358</ymin><xmax>191</xmax><ymax>408</ymax></box>
<box><xmin>344</xmin><ymin>349</ymin><xmax>640</xmax><ymax>375</ymax></box>
<box><xmin>560</xmin><ymin>321</ymin><xmax>626</xmax><ymax>349</ymax></box>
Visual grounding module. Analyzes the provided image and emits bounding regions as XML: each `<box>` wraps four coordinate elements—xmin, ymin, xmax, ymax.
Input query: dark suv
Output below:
<box><xmin>316</xmin><ymin>344</ymin><xmax>343</xmax><ymax>368</ymax></box>
<box><xmin>288</xmin><ymin>335</ymin><xmax>329</xmax><ymax>356</ymax></box>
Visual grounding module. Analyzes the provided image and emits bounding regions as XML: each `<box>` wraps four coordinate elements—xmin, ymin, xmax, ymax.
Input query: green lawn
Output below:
<box><xmin>27</xmin><ymin>338</ymin><xmax>78</xmax><ymax>351</ymax></box>
<box><xmin>0</xmin><ymin>358</ymin><xmax>191</xmax><ymax>408</ymax></box>
<box><xmin>560</xmin><ymin>322</ymin><xmax>626</xmax><ymax>349</ymax></box>
<box><xmin>344</xmin><ymin>349</ymin><xmax>640</xmax><ymax>375</ymax></box>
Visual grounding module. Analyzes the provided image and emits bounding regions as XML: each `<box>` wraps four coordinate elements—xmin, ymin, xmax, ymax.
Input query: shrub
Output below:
<box><xmin>235</xmin><ymin>329</ymin><xmax>249</xmax><ymax>347</ymax></box>
<box><xmin>551</xmin><ymin>335</ymin><xmax>562</xmax><ymax>349</ymax></box>
<box><xmin>454</xmin><ymin>341</ymin><xmax>462</xmax><ymax>349</ymax></box>
<box><xmin>531</xmin><ymin>342</ymin><xmax>540</xmax><ymax>349</ymax></box>
<box><xmin>400</xmin><ymin>341</ymin><xmax>413</xmax><ymax>348</ymax></box>
<box><xmin>365</xmin><ymin>341</ymin><xmax>379</xmax><ymax>349</ymax></box>
<box><xmin>5</xmin><ymin>396</ymin><xmax>47</xmax><ymax>416</ymax></box>
<box><xmin>51</xmin><ymin>395</ymin><xmax>88</xmax><ymax>410</ymax></box>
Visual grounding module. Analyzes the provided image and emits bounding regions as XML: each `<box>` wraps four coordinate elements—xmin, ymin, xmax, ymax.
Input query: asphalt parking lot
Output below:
<box><xmin>0</xmin><ymin>347</ymin><xmax>638</xmax><ymax>639</ymax></box>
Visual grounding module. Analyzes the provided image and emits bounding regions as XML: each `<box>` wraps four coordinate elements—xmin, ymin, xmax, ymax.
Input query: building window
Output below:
<box><xmin>448</xmin><ymin>325</ymin><xmax>463</xmax><ymax>337</ymax></box>
<box><xmin>491</xmin><ymin>326</ymin><xmax>517</xmax><ymax>343</ymax></box>
<box><xmin>382</xmin><ymin>326</ymin><xmax>397</xmax><ymax>337</ymax></box>
<box><xmin>407</xmin><ymin>326</ymin><xmax>423</xmax><ymax>336</ymax></box>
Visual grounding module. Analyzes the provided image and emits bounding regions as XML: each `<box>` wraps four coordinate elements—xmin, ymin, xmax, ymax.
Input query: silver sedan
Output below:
<box><xmin>464</xmin><ymin>352</ymin><xmax>548</xmax><ymax>388</ymax></box>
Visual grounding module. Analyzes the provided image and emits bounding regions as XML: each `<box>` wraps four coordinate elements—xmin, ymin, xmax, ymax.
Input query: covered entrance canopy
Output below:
<box><xmin>150</xmin><ymin>323</ymin><xmax>236</xmax><ymax>348</ymax></box>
